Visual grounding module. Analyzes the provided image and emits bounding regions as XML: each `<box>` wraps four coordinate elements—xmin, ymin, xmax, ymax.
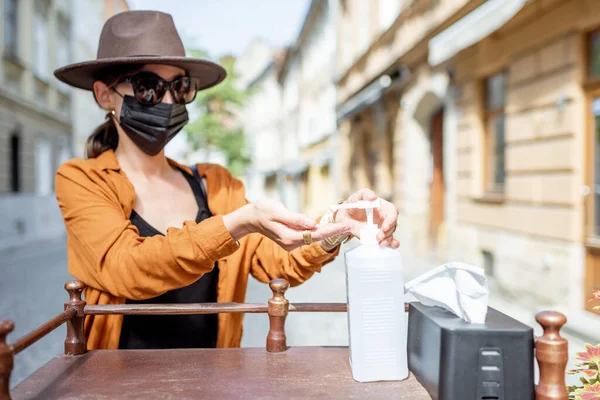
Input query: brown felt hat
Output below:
<box><xmin>54</xmin><ymin>10</ymin><xmax>226</xmax><ymax>91</ymax></box>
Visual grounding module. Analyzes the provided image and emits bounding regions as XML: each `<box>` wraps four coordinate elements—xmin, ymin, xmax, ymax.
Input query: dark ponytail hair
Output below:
<box><xmin>86</xmin><ymin>113</ymin><xmax>119</xmax><ymax>159</ymax></box>
<box><xmin>85</xmin><ymin>65</ymin><xmax>141</xmax><ymax>159</ymax></box>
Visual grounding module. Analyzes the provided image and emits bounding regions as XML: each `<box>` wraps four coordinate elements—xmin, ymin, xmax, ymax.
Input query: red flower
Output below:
<box><xmin>574</xmin><ymin>382</ymin><xmax>600</xmax><ymax>400</ymax></box>
<box><xmin>583</xmin><ymin>369</ymin><xmax>600</xmax><ymax>379</ymax></box>
<box><xmin>577</xmin><ymin>344</ymin><xmax>600</xmax><ymax>368</ymax></box>
<box><xmin>569</xmin><ymin>369</ymin><xmax>599</xmax><ymax>379</ymax></box>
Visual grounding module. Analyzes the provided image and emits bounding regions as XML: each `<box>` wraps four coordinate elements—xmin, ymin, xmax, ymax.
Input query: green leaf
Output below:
<box><xmin>184</xmin><ymin>50</ymin><xmax>254</xmax><ymax>177</ymax></box>
<box><xmin>569</xmin><ymin>384</ymin><xmax>584</xmax><ymax>395</ymax></box>
<box><xmin>582</xmin><ymin>377</ymin><xmax>592</xmax><ymax>385</ymax></box>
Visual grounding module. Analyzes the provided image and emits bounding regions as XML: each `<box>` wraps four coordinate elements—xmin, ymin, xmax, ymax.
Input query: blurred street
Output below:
<box><xmin>0</xmin><ymin>237</ymin><xmax>72</xmax><ymax>388</ymax></box>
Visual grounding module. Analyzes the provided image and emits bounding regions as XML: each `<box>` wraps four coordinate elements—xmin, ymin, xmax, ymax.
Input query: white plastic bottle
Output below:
<box><xmin>330</xmin><ymin>199</ymin><xmax>408</xmax><ymax>383</ymax></box>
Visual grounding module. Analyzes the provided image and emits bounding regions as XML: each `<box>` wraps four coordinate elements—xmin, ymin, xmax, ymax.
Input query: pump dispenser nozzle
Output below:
<box><xmin>330</xmin><ymin>199</ymin><xmax>381</xmax><ymax>245</ymax></box>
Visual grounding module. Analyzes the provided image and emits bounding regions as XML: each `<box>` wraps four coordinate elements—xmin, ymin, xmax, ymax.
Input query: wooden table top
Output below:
<box><xmin>12</xmin><ymin>346</ymin><xmax>431</xmax><ymax>399</ymax></box>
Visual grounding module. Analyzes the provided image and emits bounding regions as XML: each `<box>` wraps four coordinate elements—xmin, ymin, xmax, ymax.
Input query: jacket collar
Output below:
<box><xmin>97</xmin><ymin>150</ymin><xmax>121</xmax><ymax>171</ymax></box>
<box><xmin>97</xmin><ymin>149</ymin><xmax>194</xmax><ymax>176</ymax></box>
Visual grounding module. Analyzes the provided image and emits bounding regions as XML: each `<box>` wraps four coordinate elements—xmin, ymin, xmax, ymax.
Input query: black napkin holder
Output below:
<box><xmin>407</xmin><ymin>302</ymin><xmax>535</xmax><ymax>400</ymax></box>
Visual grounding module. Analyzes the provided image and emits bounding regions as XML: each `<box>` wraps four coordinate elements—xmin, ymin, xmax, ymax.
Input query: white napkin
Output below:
<box><xmin>404</xmin><ymin>262</ymin><xmax>489</xmax><ymax>324</ymax></box>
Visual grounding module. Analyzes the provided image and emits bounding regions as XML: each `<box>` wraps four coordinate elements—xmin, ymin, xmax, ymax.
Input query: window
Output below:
<box><xmin>33</xmin><ymin>1</ymin><xmax>50</xmax><ymax>80</ymax></box>
<box><xmin>482</xmin><ymin>250</ymin><xmax>495</xmax><ymax>278</ymax></box>
<box><xmin>4</xmin><ymin>0</ymin><xmax>19</xmax><ymax>57</ymax></box>
<box><xmin>36</xmin><ymin>138</ymin><xmax>53</xmax><ymax>196</ymax></box>
<box><xmin>585</xmin><ymin>33</ymin><xmax>600</xmax><ymax>315</ymax></box>
<box><xmin>56</xmin><ymin>15</ymin><xmax>70</xmax><ymax>74</ymax></box>
<box><xmin>591</xmin><ymin>97</ymin><xmax>600</xmax><ymax>235</ymax></box>
<box><xmin>301</xmin><ymin>170</ymin><xmax>309</xmax><ymax>209</ymax></box>
<box><xmin>590</xmin><ymin>31</ymin><xmax>600</xmax><ymax>79</ymax></box>
<box><xmin>58</xmin><ymin>136</ymin><xmax>71</xmax><ymax>166</ymax></box>
<box><xmin>58</xmin><ymin>92</ymin><xmax>70</xmax><ymax>114</ymax></box>
<box><xmin>10</xmin><ymin>132</ymin><xmax>20</xmax><ymax>192</ymax></box>
<box><xmin>483</xmin><ymin>71</ymin><xmax>507</xmax><ymax>193</ymax></box>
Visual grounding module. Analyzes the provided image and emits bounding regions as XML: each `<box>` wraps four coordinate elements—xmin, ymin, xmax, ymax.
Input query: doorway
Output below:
<box><xmin>429</xmin><ymin>108</ymin><xmax>445</xmax><ymax>245</ymax></box>
<box><xmin>10</xmin><ymin>132</ymin><xmax>20</xmax><ymax>192</ymax></box>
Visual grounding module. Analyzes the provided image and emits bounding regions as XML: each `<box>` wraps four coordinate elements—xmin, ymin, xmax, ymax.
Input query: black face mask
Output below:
<box><xmin>117</xmin><ymin>95</ymin><xmax>189</xmax><ymax>156</ymax></box>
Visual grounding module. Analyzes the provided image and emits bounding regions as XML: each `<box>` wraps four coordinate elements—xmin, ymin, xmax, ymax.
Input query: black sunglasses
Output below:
<box><xmin>112</xmin><ymin>72</ymin><xmax>198</xmax><ymax>106</ymax></box>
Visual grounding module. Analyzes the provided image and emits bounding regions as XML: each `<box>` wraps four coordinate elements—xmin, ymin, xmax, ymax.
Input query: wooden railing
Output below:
<box><xmin>0</xmin><ymin>279</ymin><xmax>568</xmax><ymax>400</ymax></box>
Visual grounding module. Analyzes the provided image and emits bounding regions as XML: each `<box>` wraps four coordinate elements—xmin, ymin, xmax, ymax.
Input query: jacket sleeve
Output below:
<box><xmin>212</xmin><ymin>165</ymin><xmax>340</xmax><ymax>287</ymax></box>
<box><xmin>247</xmin><ymin>234</ymin><xmax>340</xmax><ymax>287</ymax></box>
<box><xmin>55</xmin><ymin>160</ymin><xmax>239</xmax><ymax>300</ymax></box>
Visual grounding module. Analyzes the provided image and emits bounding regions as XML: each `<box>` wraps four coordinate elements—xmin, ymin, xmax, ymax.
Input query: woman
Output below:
<box><xmin>53</xmin><ymin>10</ymin><xmax>400</xmax><ymax>350</ymax></box>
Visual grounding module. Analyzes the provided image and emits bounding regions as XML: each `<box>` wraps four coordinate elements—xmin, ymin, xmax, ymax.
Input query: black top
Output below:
<box><xmin>119</xmin><ymin>168</ymin><xmax>219</xmax><ymax>349</ymax></box>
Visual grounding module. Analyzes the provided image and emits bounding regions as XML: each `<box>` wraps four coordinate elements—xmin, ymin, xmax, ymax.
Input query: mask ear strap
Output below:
<box><xmin>111</xmin><ymin>87</ymin><xmax>125</xmax><ymax>99</ymax></box>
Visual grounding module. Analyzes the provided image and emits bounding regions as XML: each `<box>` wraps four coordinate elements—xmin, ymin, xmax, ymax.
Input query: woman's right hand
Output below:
<box><xmin>223</xmin><ymin>200</ymin><xmax>352</xmax><ymax>251</ymax></box>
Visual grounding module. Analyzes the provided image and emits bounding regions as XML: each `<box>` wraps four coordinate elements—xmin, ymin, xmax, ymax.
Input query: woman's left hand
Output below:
<box><xmin>335</xmin><ymin>188</ymin><xmax>400</xmax><ymax>248</ymax></box>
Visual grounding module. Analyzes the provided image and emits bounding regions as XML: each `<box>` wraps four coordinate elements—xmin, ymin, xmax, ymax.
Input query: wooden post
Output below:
<box><xmin>0</xmin><ymin>320</ymin><xmax>14</xmax><ymax>400</ymax></box>
<box><xmin>535</xmin><ymin>311</ymin><xmax>568</xmax><ymax>400</ymax></box>
<box><xmin>266</xmin><ymin>278</ymin><xmax>290</xmax><ymax>353</ymax></box>
<box><xmin>64</xmin><ymin>280</ymin><xmax>87</xmax><ymax>355</ymax></box>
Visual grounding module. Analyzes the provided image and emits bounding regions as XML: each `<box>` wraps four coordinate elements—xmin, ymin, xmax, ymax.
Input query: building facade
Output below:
<box><xmin>0</xmin><ymin>0</ymin><xmax>127</xmax><ymax>251</ymax></box>
<box><xmin>277</xmin><ymin>49</ymin><xmax>305</xmax><ymax>213</ymax></box>
<box><xmin>236</xmin><ymin>40</ymin><xmax>284</xmax><ymax>202</ymax></box>
<box><xmin>0</xmin><ymin>0</ymin><xmax>74</xmax><ymax>251</ymax></box>
<box><xmin>337</xmin><ymin>0</ymin><xmax>600</xmax><ymax>332</ymax></box>
<box><xmin>336</xmin><ymin>0</ymin><xmax>468</xmax><ymax>262</ymax></box>
<box><xmin>432</xmin><ymin>0</ymin><xmax>599</xmax><ymax>325</ymax></box>
<box><xmin>293</xmin><ymin>0</ymin><xmax>339</xmax><ymax>217</ymax></box>
<box><xmin>240</xmin><ymin>1</ymin><xmax>340</xmax><ymax>216</ymax></box>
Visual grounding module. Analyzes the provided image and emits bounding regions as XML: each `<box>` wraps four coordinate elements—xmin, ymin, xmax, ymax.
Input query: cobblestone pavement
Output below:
<box><xmin>1</xmin><ymin>237</ymin><xmax>588</xmax><ymax>390</ymax></box>
<box><xmin>0</xmin><ymin>236</ymin><xmax>73</xmax><ymax>388</ymax></box>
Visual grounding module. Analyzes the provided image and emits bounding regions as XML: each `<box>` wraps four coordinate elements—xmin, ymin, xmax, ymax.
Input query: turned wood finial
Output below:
<box><xmin>64</xmin><ymin>280</ymin><xmax>87</xmax><ymax>356</ymax></box>
<box><xmin>0</xmin><ymin>321</ymin><xmax>13</xmax><ymax>347</ymax></box>
<box><xmin>0</xmin><ymin>320</ymin><xmax>15</xmax><ymax>400</ymax></box>
<box><xmin>65</xmin><ymin>280</ymin><xmax>85</xmax><ymax>302</ymax></box>
<box><xmin>266</xmin><ymin>278</ymin><xmax>290</xmax><ymax>353</ymax></box>
<box><xmin>535</xmin><ymin>311</ymin><xmax>568</xmax><ymax>400</ymax></box>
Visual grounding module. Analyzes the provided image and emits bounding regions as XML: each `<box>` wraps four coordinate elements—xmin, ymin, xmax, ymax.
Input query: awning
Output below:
<box><xmin>280</xmin><ymin>160</ymin><xmax>308</xmax><ymax>177</ymax></box>
<box><xmin>264</xmin><ymin>169</ymin><xmax>278</xmax><ymax>179</ymax></box>
<box><xmin>312</xmin><ymin>152</ymin><xmax>333</xmax><ymax>168</ymax></box>
<box><xmin>336</xmin><ymin>66</ymin><xmax>410</xmax><ymax>123</ymax></box>
<box><xmin>428</xmin><ymin>0</ymin><xmax>528</xmax><ymax>66</ymax></box>
<box><xmin>336</xmin><ymin>75</ymin><xmax>392</xmax><ymax>123</ymax></box>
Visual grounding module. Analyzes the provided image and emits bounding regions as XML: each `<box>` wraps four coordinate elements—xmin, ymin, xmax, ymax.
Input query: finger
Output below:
<box><xmin>273</xmin><ymin>210</ymin><xmax>316</xmax><ymax>230</ymax></box>
<box><xmin>268</xmin><ymin>224</ymin><xmax>305</xmax><ymax>251</ymax></box>
<box><xmin>378</xmin><ymin>236</ymin><xmax>393</xmax><ymax>248</ymax></box>
<box><xmin>380</xmin><ymin>206</ymin><xmax>398</xmax><ymax>233</ymax></box>
<box><xmin>376</xmin><ymin>227</ymin><xmax>395</xmax><ymax>242</ymax></box>
<box><xmin>391</xmin><ymin>239</ymin><xmax>400</xmax><ymax>249</ymax></box>
<box><xmin>377</xmin><ymin>218</ymin><xmax>397</xmax><ymax>242</ymax></box>
<box><xmin>379</xmin><ymin>220</ymin><xmax>397</xmax><ymax>238</ymax></box>
<box><xmin>347</xmin><ymin>188</ymin><xmax>377</xmax><ymax>203</ymax></box>
<box><xmin>309</xmin><ymin>223</ymin><xmax>352</xmax><ymax>242</ymax></box>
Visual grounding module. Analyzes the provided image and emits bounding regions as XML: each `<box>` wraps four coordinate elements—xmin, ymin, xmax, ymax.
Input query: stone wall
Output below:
<box><xmin>0</xmin><ymin>194</ymin><xmax>65</xmax><ymax>252</ymax></box>
<box><xmin>448</xmin><ymin>0</ymin><xmax>593</xmax><ymax>310</ymax></box>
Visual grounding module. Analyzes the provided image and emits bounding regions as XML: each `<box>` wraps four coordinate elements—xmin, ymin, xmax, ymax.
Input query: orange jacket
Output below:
<box><xmin>55</xmin><ymin>150</ymin><xmax>339</xmax><ymax>349</ymax></box>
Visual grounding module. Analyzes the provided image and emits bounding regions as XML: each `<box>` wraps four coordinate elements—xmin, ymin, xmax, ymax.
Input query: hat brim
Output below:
<box><xmin>53</xmin><ymin>56</ymin><xmax>227</xmax><ymax>91</ymax></box>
